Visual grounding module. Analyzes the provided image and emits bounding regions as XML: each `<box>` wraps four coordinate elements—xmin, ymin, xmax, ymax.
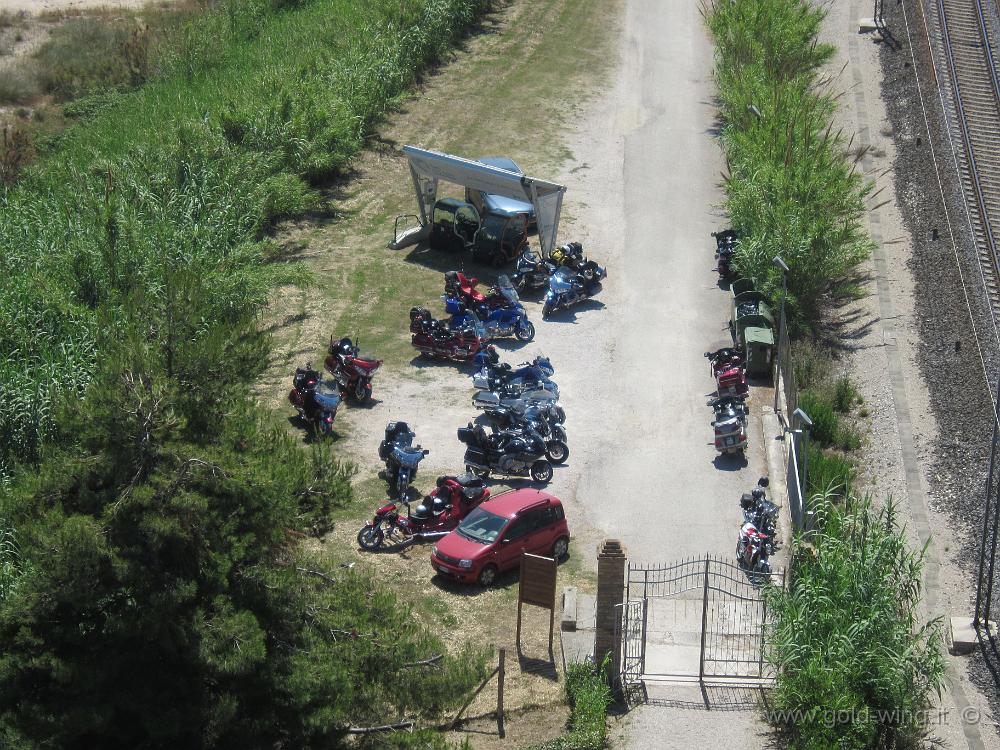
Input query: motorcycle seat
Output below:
<box><xmin>455</xmin><ymin>472</ymin><xmax>485</xmax><ymax>488</ymax></box>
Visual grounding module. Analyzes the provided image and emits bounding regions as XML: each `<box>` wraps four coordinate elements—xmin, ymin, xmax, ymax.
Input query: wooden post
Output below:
<box><xmin>497</xmin><ymin>648</ymin><xmax>506</xmax><ymax>739</ymax></box>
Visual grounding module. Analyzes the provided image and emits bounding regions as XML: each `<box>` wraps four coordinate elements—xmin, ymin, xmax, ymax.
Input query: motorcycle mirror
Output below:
<box><xmin>758</xmin><ymin>477</ymin><xmax>769</xmax><ymax>487</ymax></box>
<box><xmin>422</xmin><ymin>449</ymin><xmax>430</xmax><ymax>456</ymax></box>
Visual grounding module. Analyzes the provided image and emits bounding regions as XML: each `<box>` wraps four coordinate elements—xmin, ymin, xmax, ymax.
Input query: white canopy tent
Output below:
<box><xmin>394</xmin><ymin>145</ymin><xmax>567</xmax><ymax>256</ymax></box>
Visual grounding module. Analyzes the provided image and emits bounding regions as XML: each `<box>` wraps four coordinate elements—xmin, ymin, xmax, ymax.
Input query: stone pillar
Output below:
<box><xmin>594</xmin><ymin>539</ymin><xmax>627</xmax><ymax>684</ymax></box>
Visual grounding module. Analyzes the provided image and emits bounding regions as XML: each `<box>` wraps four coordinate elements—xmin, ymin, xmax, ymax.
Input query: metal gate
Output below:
<box><xmin>618</xmin><ymin>555</ymin><xmax>784</xmax><ymax>687</ymax></box>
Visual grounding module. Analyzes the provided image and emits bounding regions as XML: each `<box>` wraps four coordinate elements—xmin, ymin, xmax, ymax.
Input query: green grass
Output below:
<box><xmin>705</xmin><ymin>0</ymin><xmax>874</xmax><ymax>332</ymax></box>
<box><xmin>767</xmin><ymin>497</ymin><xmax>945</xmax><ymax>749</ymax></box>
<box><xmin>532</xmin><ymin>661</ymin><xmax>611</xmax><ymax>750</ymax></box>
<box><xmin>0</xmin><ymin>0</ymin><xmax>495</xmax><ymax>477</ymax></box>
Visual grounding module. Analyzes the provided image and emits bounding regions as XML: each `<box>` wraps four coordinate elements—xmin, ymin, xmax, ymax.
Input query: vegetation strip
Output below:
<box><xmin>0</xmin><ymin>0</ymin><xmax>498</xmax><ymax>746</ymax></box>
<box><xmin>531</xmin><ymin>662</ymin><xmax>611</xmax><ymax>750</ymax></box>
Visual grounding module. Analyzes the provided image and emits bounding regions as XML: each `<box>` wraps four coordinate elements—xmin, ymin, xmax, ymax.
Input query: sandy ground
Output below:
<box><xmin>0</xmin><ymin>0</ymin><xmax>154</xmax><ymax>12</ymax></box>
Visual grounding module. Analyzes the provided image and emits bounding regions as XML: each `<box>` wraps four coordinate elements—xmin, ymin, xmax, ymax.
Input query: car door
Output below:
<box><xmin>525</xmin><ymin>506</ymin><xmax>557</xmax><ymax>555</ymax></box>
<box><xmin>496</xmin><ymin>515</ymin><xmax>532</xmax><ymax>571</ymax></box>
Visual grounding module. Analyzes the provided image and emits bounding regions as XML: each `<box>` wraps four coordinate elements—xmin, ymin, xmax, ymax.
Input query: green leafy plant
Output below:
<box><xmin>766</xmin><ymin>497</ymin><xmax>945</xmax><ymax>749</ymax></box>
<box><xmin>833</xmin><ymin>375</ymin><xmax>860</xmax><ymax>413</ymax></box>
<box><xmin>705</xmin><ymin>0</ymin><xmax>874</xmax><ymax>332</ymax></box>
<box><xmin>533</xmin><ymin>660</ymin><xmax>612</xmax><ymax>750</ymax></box>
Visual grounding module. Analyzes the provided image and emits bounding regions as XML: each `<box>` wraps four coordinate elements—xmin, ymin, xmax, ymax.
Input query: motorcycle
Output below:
<box><xmin>457</xmin><ymin>422</ymin><xmax>553</xmax><ymax>483</ymax></box>
<box><xmin>356</xmin><ymin>473</ymin><xmax>490</xmax><ymax>550</ymax></box>
<box><xmin>542</xmin><ymin>264</ymin><xmax>606</xmax><ymax>318</ymax></box>
<box><xmin>712</xmin><ymin>229</ymin><xmax>738</xmax><ymax>279</ymax></box>
<box><xmin>410</xmin><ymin>306</ymin><xmax>486</xmax><ymax>361</ymax></box>
<box><xmin>511</xmin><ymin>251</ymin><xmax>557</xmax><ymax>292</ymax></box>
<box><xmin>485</xmin><ymin>404</ymin><xmax>569</xmax><ymax>464</ymax></box>
<box><xmin>288</xmin><ymin>364</ymin><xmax>342</xmax><ymax>436</ymax></box>
<box><xmin>706</xmin><ymin>346</ymin><xmax>748</xmax><ymax>397</ymax></box>
<box><xmin>378</xmin><ymin>421</ymin><xmax>429</xmax><ymax>498</ymax></box>
<box><xmin>710</xmin><ymin>394</ymin><xmax>748</xmax><ymax>455</ymax></box>
<box><xmin>473</xmin><ymin>387</ymin><xmax>563</xmax><ymax>418</ymax></box>
<box><xmin>740</xmin><ymin>477</ymin><xmax>779</xmax><ymax>553</ymax></box>
<box><xmin>736</xmin><ymin>522</ymin><xmax>771</xmax><ymax>579</ymax></box>
<box><xmin>324</xmin><ymin>336</ymin><xmax>383</xmax><ymax>403</ymax></box>
<box><xmin>473</xmin><ymin>352</ymin><xmax>556</xmax><ymax>394</ymax></box>
<box><xmin>443</xmin><ymin>270</ymin><xmax>510</xmax><ymax>310</ymax></box>
<box><xmin>445</xmin><ymin>280</ymin><xmax>535</xmax><ymax>342</ymax></box>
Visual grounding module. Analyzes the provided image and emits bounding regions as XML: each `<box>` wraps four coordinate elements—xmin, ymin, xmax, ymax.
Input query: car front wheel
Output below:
<box><xmin>552</xmin><ymin>536</ymin><xmax>569</xmax><ymax>560</ymax></box>
<box><xmin>477</xmin><ymin>564</ymin><xmax>499</xmax><ymax>587</ymax></box>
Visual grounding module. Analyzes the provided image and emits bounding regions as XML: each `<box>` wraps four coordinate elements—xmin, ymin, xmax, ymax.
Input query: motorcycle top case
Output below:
<box><xmin>456</xmin><ymin>426</ymin><xmax>477</xmax><ymax>445</ymax></box>
<box><xmin>473</xmin><ymin>391</ymin><xmax>501</xmax><ymax>410</ymax></box>
<box><xmin>444</xmin><ymin>297</ymin><xmax>465</xmax><ymax>315</ymax></box>
<box><xmin>313</xmin><ymin>384</ymin><xmax>342</xmax><ymax>410</ymax></box>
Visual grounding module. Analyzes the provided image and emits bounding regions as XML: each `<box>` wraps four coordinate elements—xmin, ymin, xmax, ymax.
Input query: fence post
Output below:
<box><xmin>698</xmin><ymin>557</ymin><xmax>710</xmax><ymax>682</ymax></box>
<box><xmin>594</xmin><ymin>540</ymin><xmax>628</xmax><ymax>688</ymax></box>
<box><xmin>977</xmin><ymin>376</ymin><xmax>1000</xmax><ymax>625</ymax></box>
<box><xmin>497</xmin><ymin>648</ymin><xmax>505</xmax><ymax>739</ymax></box>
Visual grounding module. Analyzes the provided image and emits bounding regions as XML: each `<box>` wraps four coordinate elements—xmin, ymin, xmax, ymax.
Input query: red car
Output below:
<box><xmin>430</xmin><ymin>489</ymin><xmax>570</xmax><ymax>586</ymax></box>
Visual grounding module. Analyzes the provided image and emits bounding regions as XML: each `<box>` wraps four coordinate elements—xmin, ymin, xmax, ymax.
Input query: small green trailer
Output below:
<box><xmin>730</xmin><ymin>281</ymin><xmax>776</xmax><ymax>377</ymax></box>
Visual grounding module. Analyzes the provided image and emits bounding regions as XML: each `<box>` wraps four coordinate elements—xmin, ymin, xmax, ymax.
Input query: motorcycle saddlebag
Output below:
<box><xmin>463</xmin><ymin>447</ymin><xmax>487</xmax><ymax>466</ymax></box>
<box><xmin>472</xmin><ymin>373</ymin><xmax>491</xmax><ymax>390</ymax></box>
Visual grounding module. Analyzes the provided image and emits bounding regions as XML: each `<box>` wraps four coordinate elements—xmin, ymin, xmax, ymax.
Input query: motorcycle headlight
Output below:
<box><xmin>459</xmin><ymin>559</ymin><xmax>473</xmax><ymax>569</ymax></box>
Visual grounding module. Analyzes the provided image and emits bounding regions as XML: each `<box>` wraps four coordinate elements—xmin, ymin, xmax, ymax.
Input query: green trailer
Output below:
<box><xmin>730</xmin><ymin>283</ymin><xmax>776</xmax><ymax>376</ymax></box>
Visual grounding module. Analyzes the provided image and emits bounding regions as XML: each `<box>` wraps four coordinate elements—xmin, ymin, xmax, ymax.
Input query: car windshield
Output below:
<box><xmin>457</xmin><ymin>508</ymin><xmax>508</xmax><ymax>544</ymax></box>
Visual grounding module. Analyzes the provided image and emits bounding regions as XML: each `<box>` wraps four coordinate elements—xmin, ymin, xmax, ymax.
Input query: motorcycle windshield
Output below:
<box><xmin>392</xmin><ymin>446</ymin><xmax>425</xmax><ymax>468</ymax></box>
<box><xmin>550</xmin><ymin>271</ymin><xmax>573</xmax><ymax>293</ymax></box>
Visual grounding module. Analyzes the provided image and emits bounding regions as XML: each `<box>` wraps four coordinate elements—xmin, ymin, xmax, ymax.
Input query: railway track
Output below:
<box><xmin>937</xmin><ymin>0</ymin><xmax>1000</xmax><ymax>311</ymax></box>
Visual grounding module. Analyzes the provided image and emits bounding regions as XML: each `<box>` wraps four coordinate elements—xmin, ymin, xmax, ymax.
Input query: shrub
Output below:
<box><xmin>767</xmin><ymin>497</ymin><xmax>945</xmax><ymax>749</ymax></box>
<box><xmin>706</xmin><ymin>0</ymin><xmax>873</xmax><ymax>331</ymax></box>
<box><xmin>833</xmin><ymin>375</ymin><xmax>860</xmax><ymax>413</ymax></box>
<box><xmin>0</xmin><ymin>63</ymin><xmax>39</xmax><ymax>104</ymax></box>
<box><xmin>533</xmin><ymin>660</ymin><xmax>611</xmax><ymax>750</ymax></box>
<box><xmin>796</xmin><ymin>389</ymin><xmax>838</xmax><ymax>447</ymax></box>
<box><xmin>805</xmin><ymin>442</ymin><xmax>855</xmax><ymax>503</ymax></box>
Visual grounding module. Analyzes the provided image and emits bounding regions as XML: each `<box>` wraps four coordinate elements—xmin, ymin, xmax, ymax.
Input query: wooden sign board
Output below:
<box><xmin>516</xmin><ymin>554</ymin><xmax>557</xmax><ymax>656</ymax></box>
<box><xmin>519</xmin><ymin>554</ymin><xmax>558</xmax><ymax>609</ymax></box>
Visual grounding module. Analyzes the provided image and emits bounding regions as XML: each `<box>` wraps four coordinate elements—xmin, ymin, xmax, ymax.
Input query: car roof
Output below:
<box><xmin>478</xmin><ymin>156</ymin><xmax>522</xmax><ymax>174</ymax></box>
<box><xmin>483</xmin><ymin>489</ymin><xmax>561</xmax><ymax>519</ymax></box>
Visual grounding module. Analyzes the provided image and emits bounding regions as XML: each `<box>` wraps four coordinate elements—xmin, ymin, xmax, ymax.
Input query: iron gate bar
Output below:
<box><xmin>624</xmin><ymin>555</ymin><xmax>784</xmax><ymax>685</ymax></box>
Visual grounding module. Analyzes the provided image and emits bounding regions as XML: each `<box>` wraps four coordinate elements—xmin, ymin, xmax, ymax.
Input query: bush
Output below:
<box><xmin>833</xmin><ymin>375</ymin><xmax>860</xmax><ymax>413</ymax></box>
<box><xmin>806</xmin><ymin>442</ymin><xmax>855</xmax><ymax>503</ymax></box>
<box><xmin>533</xmin><ymin>661</ymin><xmax>611</xmax><ymax>750</ymax></box>
<box><xmin>0</xmin><ymin>63</ymin><xmax>39</xmax><ymax>104</ymax></box>
<box><xmin>766</xmin><ymin>497</ymin><xmax>945</xmax><ymax>749</ymax></box>
<box><xmin>706</xmin><ymin>0</ymin><xmax>873</xmax><ymax>331</ymax></box>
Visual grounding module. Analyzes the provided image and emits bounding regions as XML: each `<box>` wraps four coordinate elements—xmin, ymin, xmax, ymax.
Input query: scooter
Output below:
<box><xmin>710</xmin><ymin>395</ymin><xmax>748</xmax><ymax>455</ymax></box>
<box><xmin>542</xmin><ymin>264</ymin><xmax>606</xmax><ymax>318</ymax></box>
<box><xmin>712</xmin><ymin>229</ymin><xmax>738</xmax><ymax>278</ymax></box>
<box><xmin>288</xmin><ymin>364</ymin><xmax>342</xmax><ymax>436</ymax></box>
<box><xmin>356</xmin><ymin>473</ymin><xmax>490</xmax><ymax>550</ymax></box>
<box><xmin>378</xmin><ymin>422</ymin><xmax>429</xmax><ymax>499</ymax></box>
<box><xmin>457</xmin><ymin>422</ymin><xmax>553</xmax><ymax>483</ymax></box>
<box><xmin>410</xmin><ymin>307</ymin><xmax>486</xmax><ymax>361</ymax></box>
<box><xmin>324</xmin><ymin>336</ymin><xmax>383</xmax><ymax>403</ymax></box>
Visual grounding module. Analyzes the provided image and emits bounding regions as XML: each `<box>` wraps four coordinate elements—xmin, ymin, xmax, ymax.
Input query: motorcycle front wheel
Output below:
<box><xmin>530</xmin><ymin>460</ymin><xmax>553</xmax><ymax>483</ymax></box>
<box><xmin>515</xmin><ymin>321</ymin><xmax>535</xmax><ymax>342</ymax></box>
<box><xmin>357</xmin><ymin>525</ymin><xmax>385</xmax><ymax>551</ymax></box>
<box><xmin>553</xmin><ymin>424</ymin><xmax>568</xmax><ymax>443</ymax></box>
<box><xmin>545</xmin><ymin>440</ymin><xmax>569</xmax><ymax>464</ymax></box>
<box><xmin>354</xmin><ymin>378</ymin><xmax>370</xmax><ymax>403</ymax></box>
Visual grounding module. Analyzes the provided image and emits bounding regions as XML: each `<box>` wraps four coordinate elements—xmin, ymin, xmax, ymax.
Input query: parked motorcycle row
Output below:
<box><xmin>736</xmin><ymin>477</ymin><xmax>779</xmax><ymax>579</ymax></box>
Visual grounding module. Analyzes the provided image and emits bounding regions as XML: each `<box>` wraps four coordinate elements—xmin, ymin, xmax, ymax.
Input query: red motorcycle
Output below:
<box><xmin>356</xmin><ymin>474</ymin><xmax>490</xmax><ymax>550</ymax></box>
<box><xmin>706</xmin><ymin>347</ymin><xmax>748</xmax><ymax>396</ymax></box>
<box><xmin>409</xmin><ymin>307</ymin><xmax>485</xmax><ymax>361</ymax></box>
<box><xmin>324</xmin><ymin>336</ymin><xmax>382</xmax><ymax>403</ymax></box>
<box><xmin>444</xmin><ymin>270</ymin><xmax>509</xmax><ymax>310</ymax></box>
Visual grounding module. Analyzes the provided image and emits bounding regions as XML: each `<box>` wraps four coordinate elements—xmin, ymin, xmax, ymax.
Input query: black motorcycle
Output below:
<box><xmin>485</xmin><ymin>405</ymin><xmax>568</xmax><ymax>464</ymax></box>
<box><xmin>511</xmin><ymin>251</ymin><xmax>557</xmax><ymax>292</ymax></box>
<box><xmin>712</xmin><ymin>229</ymin><xmax>738</xmax><ymax>278</ymax></box>
<box><xmin>740</xmin><ymin>478</ymin><xmax>779</xmax><ymax>553</ymax></box>
<box><xmin>378</xmin><ymin>422</ymin><xmax>429</xmax><ymax>498</ymax></box>
<box><xmin>457</xmin><ymin>423</ymin><xmax>553</xmax><ymax>483</ymax></box>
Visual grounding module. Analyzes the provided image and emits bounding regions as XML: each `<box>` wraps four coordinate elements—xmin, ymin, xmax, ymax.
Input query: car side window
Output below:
<box><xmin>505</xmin><ymin>516</ymin><xmax>532</xmax><ymax>541</ymax></box>
<box><xmin>553</xmin><ymin>505</ymin><xmax>564</xmax><ymax>521</ymax></box>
